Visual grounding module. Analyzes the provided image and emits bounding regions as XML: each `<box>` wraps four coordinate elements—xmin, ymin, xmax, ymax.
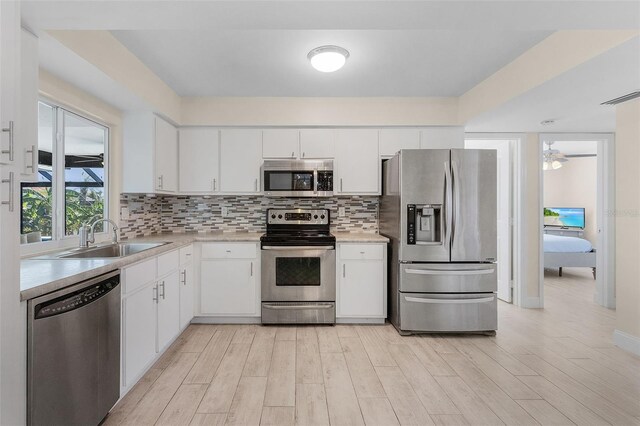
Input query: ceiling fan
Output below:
<box><xmin>543</xmin><ymin>141</ymin><xmax>568</xmax><ymax>170</ymax></box>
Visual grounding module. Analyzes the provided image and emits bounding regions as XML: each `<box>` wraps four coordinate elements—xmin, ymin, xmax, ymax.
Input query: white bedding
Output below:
<box><xmin>544</xmin><ymin>234</ymin><xmax>592</xmax><ymax>253</ymax></box>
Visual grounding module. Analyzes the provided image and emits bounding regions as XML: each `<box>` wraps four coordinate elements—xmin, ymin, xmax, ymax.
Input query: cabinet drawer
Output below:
<box><xmin>340</xmin><ymin>244</ymin><xmax>384</xmax><ymax>260</ymax></box>
<box><xmin>157</xmin><ymin>250</ymin><xmax>180</xmax><ymax>277</ymax></box>
<box><xmin>201</xmin><ymin>243</ymin><xmax>257</xmax><ymax>259</ymax></box>
<box><xmin>123</xmin><ymin>258</ymin><xmax>156</xmax><ymax>294</ymax></box>
<box><xmin>180</xmin><ymin>245</ymin><xmax>194</xmax><ymax>264</ymax></box>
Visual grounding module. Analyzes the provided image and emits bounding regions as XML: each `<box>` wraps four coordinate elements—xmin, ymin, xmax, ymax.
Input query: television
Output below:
<box><xmin>544</xmin><ymin>207</ymin><xmax>585</xmax><ymax>229</ymax></box>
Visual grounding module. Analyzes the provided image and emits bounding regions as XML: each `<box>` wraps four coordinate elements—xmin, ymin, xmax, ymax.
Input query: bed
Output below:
<box><xmin>543</xmin><ymin>234</ymin><xmax>596</xmax><ymax>279</ymax></box>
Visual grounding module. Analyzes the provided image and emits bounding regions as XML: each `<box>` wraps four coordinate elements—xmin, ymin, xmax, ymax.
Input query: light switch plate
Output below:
<box><xmin>121</xmin><ymin>206</ymin><xmax>130</xmax><ymax>220</ymax></box>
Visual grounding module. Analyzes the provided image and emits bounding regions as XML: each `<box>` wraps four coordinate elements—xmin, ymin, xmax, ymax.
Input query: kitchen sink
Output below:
<box><xmin>33</xmin><ymin>242</ymin><xmax>169</xmax><ymax>260</ymax></box>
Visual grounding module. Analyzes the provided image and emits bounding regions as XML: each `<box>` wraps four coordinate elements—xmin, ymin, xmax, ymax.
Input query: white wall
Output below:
<box><xmin>544</xmin><ymin>157</ymin><xmax>597</xmax><ymax>244</ymax></box>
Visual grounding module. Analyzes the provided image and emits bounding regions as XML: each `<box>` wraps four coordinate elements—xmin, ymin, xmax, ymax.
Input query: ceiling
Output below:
<box><xmin>22</xmin><ymin>1</ymin><xmax>640</xmax><ymax>132</ymax></box>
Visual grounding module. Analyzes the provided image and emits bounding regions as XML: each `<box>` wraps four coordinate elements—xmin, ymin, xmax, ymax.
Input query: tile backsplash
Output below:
<box><xmin>120</xmin><ymin>194</ymin><xmax>379</xmax><ymax>239</ymax></box>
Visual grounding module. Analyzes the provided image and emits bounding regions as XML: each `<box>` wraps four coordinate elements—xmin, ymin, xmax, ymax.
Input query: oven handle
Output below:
<box><xmin>263</xmin><ymin>303</ymin><xmax>334</xmax><ymax>310</ymax></box>
<box><xmin>261</xmin><ymin>246</ymin><xmax>335</xmax><ymax>251</ymax></box>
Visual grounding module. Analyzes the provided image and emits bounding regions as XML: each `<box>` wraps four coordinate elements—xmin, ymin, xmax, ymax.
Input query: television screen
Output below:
<box><xmin>544</xmin><ymin>207</ymin><xmax>585</xmax><ymax>229</ymax></box>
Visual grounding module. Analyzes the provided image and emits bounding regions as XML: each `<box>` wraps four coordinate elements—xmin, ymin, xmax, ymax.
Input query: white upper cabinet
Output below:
<box><xmin>123</xmin><ymin>113</ymin><xmax>178</xmax><ymax>194</ymax></box>
<box><xmin>299</xmin><ymin>129</ymin><xmax>335</xmax><ymax>159</ymax></box>
<box><xmin>379</xmin><ymin>129</ymin><xmax>420</xmax><ymax>158</ymax></box>
<box><xmin>20</xmin><ymin>29</ymin><xmax>39</xmax><ymax>180</ymax></box>
<box><xmin>219</xmin><ymin>129</ymin><xmax>262</xmax><ymax>193</ymax></box>
<box><xmin>155</xmin><ymin>117</ymin><xmax>178</xmax><ymax>193</ymax></box>
<box><xmin>420</xmin><ymin>126</ymin><xmax>465</xmax><ymax>149</ymax></box>
<box><xmin>335</xmin><ymin>129</ymin><xmax>380</xmax><ymax>194</ymax></box>
<box><xmin>179</xmin><ymin>128</ymin><xmax>220</xmax><ymax>193</ymax></box>
<box><xmin>263</xmin><ymin>129</ymin><xmax>299</xmax><ymax>159</ymax></box>
<box><xmin>0</xmin><ymin>1</ymin><xmax>19</xmax><ymax>167</ymax></box>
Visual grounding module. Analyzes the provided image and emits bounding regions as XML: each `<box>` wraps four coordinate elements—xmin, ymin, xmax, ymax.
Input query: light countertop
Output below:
<box><xmin>20</xmin><ymin>231</ymin><xmax>387</xmax><ymax>301</ymax></box>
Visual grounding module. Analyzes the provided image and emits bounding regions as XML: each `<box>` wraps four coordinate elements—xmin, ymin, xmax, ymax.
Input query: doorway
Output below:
<box><xmin>539</xmin><ymin>133</ymin><xmax>615</xmax><ymax>309</ymax></box>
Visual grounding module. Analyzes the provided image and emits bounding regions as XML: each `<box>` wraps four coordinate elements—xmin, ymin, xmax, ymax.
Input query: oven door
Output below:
<box><xmin>263</xmin><ymin>170</ymin><xmax>316</xmax><ymax>196</ymax></box>
<box><xmin>261</xmin><ymin>245</ymin><xmax>336</xmax><ymax>302</ymax></box>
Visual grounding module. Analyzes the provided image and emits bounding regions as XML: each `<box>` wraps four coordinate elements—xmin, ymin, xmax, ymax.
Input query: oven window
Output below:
<box><xmin>265</xmin><ymin>171</ymin><xmax>313</xmax><ymax>191</ymax></box>
<box><xmin>276</xmin><ymin>257</ymin><xmax>321</xmax><ymax>286</ymax></box>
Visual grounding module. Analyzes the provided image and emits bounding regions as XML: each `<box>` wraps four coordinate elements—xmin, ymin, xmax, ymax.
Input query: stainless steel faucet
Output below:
<box><xmin>79</xmin><ymin>217</ymin><xmax>119</xmax><ymax>248</ymax></box>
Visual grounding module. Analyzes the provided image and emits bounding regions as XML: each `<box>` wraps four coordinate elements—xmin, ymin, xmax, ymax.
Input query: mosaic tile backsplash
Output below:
<box><xmin>120</xmin><ymin>194</ymin><xmax>379</xmax><ymax>239</ymax></box>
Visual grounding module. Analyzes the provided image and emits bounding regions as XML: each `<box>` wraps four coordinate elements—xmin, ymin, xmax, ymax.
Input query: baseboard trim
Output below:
<box><xmin>336</xmin><ymin>318</ymin><xmax>386</xmax><ymax>324</ymax></box>
<box><xmin>613</xmin><ymin>329</ymin><xmax>640</xmax><ymax>356</ymax></box>
<box><xmin>192</xmin><ymin>316</ymin><xmax>261</xmax><ymax>324</ymax></box>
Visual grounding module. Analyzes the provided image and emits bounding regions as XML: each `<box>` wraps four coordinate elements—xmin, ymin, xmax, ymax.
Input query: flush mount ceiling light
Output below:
<box><xmin>307</xmin><ymin>45</ymin><xmax>349</xmax><ymax>73</ymax></box>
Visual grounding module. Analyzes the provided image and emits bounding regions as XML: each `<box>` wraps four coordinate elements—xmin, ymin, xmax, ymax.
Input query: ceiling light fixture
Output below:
<box><xmin>542</xmin><ymin>141</ymin><xmax>568</xmax><ymax>171</ymax></box>
<box><xmin>307</xmin><ymin>45</ymin><xmax>349</xmax><ymax>73</ymax></box>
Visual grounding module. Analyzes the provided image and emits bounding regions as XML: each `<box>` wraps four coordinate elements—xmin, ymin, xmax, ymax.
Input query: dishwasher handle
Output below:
<box><xmin>33</xmin><ymin>271</ymin><xmax>120</xmax><ymax>320</ymax></box>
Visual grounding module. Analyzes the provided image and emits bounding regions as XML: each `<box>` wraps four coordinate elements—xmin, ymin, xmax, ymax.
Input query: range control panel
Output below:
<box><xmin>267</xmin><ymin>209</ymin><xmax>329</xmax><ymax>225</ymax></box>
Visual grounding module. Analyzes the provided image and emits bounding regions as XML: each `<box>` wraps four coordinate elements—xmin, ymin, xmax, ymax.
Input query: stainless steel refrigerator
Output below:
<box><xmin>380</xmin><ymin>149</ymin><xmax>497</xmax><ymax>334</ymax></box>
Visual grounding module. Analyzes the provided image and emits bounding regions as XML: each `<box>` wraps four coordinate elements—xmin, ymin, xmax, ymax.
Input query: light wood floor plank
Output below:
<box><xmin>356</xmin><ymin>326</ymin><xmax>397</xmax><ymax>367</ymax></box>
<box><xmin>408</xmin><ymin>337</ymin><xmax>457</xmax><ymax>377</ymax></box>
<box><xmin>260</xmin><ymin>406</ymin><xmax>295</xmax><ymax>426</ymax></box>
<box><xmin>296</xmin><ymin>327</ymin><xmax>324</xmax><ymax>384</ymax></box>
<box><xmin>336</xmin><ymin>325</ymin><xmax>359</xmax><ymax>338</ymax></box>
<box><xmin>156</xmin><ymin>384</ymin><xmax>208</xmax><ymax>426</ymax></box>
<box><xmin>243</xmin><ymin>327</ymin><xmax>276</xmax><ymax>377</ymax></box>
<box><xmin>569</xmin><ymin>357</ymin><xmax>640</xmax><ymax>394</ymax></box>
<box><xmin>515</xmin><ymin>399</ymin><xmax>575</xmax><ymax>426</ymax></box>
<box><xmin>321</xmin><ymin>352</ymin><xmax>365</xmax><ymax>426</ymax></box>
<box><xmin>231</xmin><ymin>324</ymin><xmax>257</xmax><ymax>344</ymax></box>
<box><xmin>104</xmin><ymin>368</ymin><xmax>163</xmax><ymax>425</ymax></box>
<box><xmin>375</xmin><ymin>365</ymin><xmax>435</xmax><ymax>425</ymax></box>
<box><xmin>434</xmin><ymin>376</ymin><xmax>504</xmax><ymax>426</ymax></box>
<box><xmin>441</xmin><ymin>352</ymin><xmax>538</xmax><ymax>425</ymax></box>
<box><xmin>180</xmin><ymin>325</ymin><xmax>217</xmax><ymax>353</ymax></box>
<box><xmin>358</xmin><ymin>397</ymin><xmax>400</xmax><ymax>426</ymax></box>
<box><xmin>197</xmin><ymin>342</ymin><xmax>252</xmax><ymax>413</ymax></box>
<box><xmin>225</xmin><ymin>376</ymin><xmax>268</xmax><ymax>426</ymax></box>
<box><xmin>340</xmin><ymin>336</ymin><xmax>386</xmax><ymax>398</ymax></box>
<box><xmin>470</xmin><ymin>338</ymin><xmax>538</xmax><ymax>376</ymax></box>
<box><xmin>275</xmin><ymin>326</ymin><xmax>297</xmax><ymax>341</ymax></box>
<box><xmin>190</xmin><ymin>413</ymin><xmax>227</xmax><ymax>426</ymax></box>
<box><xmin>295</xmin><ymin>383</ymin><xmax>330</xmax><ymax>426</ymax></box>
<box><xmin>387</xmin><ymin>343</ymin><xmax>460</xmax><ymax>415</ymax></box>
<box><xmin>122</xmin><ymin>352</ymin><xmax>199</xmax><ymax>425</ymax></box>
<box><xmin>264</xmin><ymin>340</ymin><xmax>296</xmax><ymax>407</ymax></box>
<box><xmin>184</xmin><ymin>328</ymin><xmax>235</xmax><ymax>384</ymax></box>
<box><xmin>316</xmin><ymin>325</ymin><xmax>342</xmax><ymax>353</ymax></box>
<box><xmin>431</xmin><ymin>414</ymin><xmax>470</xmax><ymax>425</ymax></box>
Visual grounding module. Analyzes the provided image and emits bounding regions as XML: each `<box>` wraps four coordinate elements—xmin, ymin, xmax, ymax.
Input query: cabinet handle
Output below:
<box><xmin>153</xmin><ymin>284</ymin><xmax>158</xmax><ymax>303</ymax></box>
<box><xmin>343</xmin><ymin>264</ymin><xmax>346</xmax><ymax>278</ymax></box>
<box><xmin>213</xmin><ymin>178</ymin><xmax>217</xmax><ymax>191</ymax></box>
<box><xmin>157</xmin><ymin>175</ymin><xmax>164</xmax><ymax>189</ymax></box>
<box><xmin>302</xmin><ymin>151</ymin><xmax>305</xmax><ymax>158</ymax></box>
<box><xmin>2</xmin><ymin>121</ymin><xmax>14</xmax><ymax>161</ymax></box>
<box><xmin>160</xmin><ymin>280</ymin><xmax>166</xmax><ymax>299</ymax></box>
<box><xmin>250</xmin><ymin>262</ymin><xmax>253</xmax><ymax>277</ymax></box>
<box><xmin>26</xmin><ymin>145</ymin><xmax>36</xmax><ymax>172</ymax></box>
<box><xmin>254</xmin><ymin>178</ymin><xmax>258</xmax><ymax>191</ymax></box>
<box><xmin>181</xmin><ymin>270</ymin><xmax>187</xmax><ymax>285</ymax></box>
<box><xmin>1</xmin><ymin>172</ymin><xmax>14</xmax><ymax>212</ymax></box>
<box><xmin>291</xmin><ymin>151</ymin><xmax>295</xmax><ymax>157</ymax></box>
<box><xmin>340</xmin><ymin>178</ymin><xmax>343</xmax><ymax>192</ymax></box>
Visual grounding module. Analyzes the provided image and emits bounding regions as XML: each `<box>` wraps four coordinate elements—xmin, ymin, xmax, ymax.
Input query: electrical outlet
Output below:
<box><xmin>221</xmin><ymin>207</ymin><xmax>229</xmax><ymax>217</ymax></box>
<box><xmin>338</xmin><ymin>207</ymin><xmax>346</xmax><ymax>217</ymax></box>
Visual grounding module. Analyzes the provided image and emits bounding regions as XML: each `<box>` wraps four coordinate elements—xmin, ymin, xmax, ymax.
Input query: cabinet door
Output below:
<box><xmin>420</xmin><ymin>127</ymin><xmax>464</xmax><ymax>149</ymax></box>
<box><xmin>157</xmin><ymin>270</ymin><xmax>181</xmax><ymax>351</ymax></box>
<box><xmin>219</xmin><ymin>129</ymin><xmax>262</xmax><ymax>193</ymax></box>
<box><xmin>155</xmin><ymin>117</ymin><xmax>178</xmax><ymax>192</ymax></box>
<box><xmin>179</xmin><ymin>262</ymin><xmax>194</xmax><ymax>329</ymax></box>
<box><xmin>263</xmin><ymin>129</ymin><xmax>298</xmax><ymax>159</ymax></box>
<box><xmin>179</xmin><ymin>128</ymin><xmax>219</xmax><ymax>192</ymax></box>
<box><xmin>338</xmin><ymin>260</ymin><xmax>384</xmax><ymax>317</ymax></box>
<box><xmin>335</xmin><ymin>129</ymin><xmax>380</xmax><ymax>194</ymax></box>
<box><xmin>300</xmin><ymin>129</ymin><xmax>335</xmax><ymax>159</ymax></box>
<box><xmin>124</xmin><ymin>282</ymin><xmax>157</xmax><ymax>387</ymax></box>
<box><xmin>20</xmin><ymin>29</ymin><xmax>39</xmax><ymax>180</ymax></box>
<box><xmin>0</xmin><ymin>0</ymin><xmax>19</xmax><ymax>166</ymax></box>
<box><xmin>201</xmin><ymin>259</ymin><xmax>257</xmax><ymax>315</ymax></box>
<box><xmin>379</xmin><ymin>129</ymin><xmax>420</xmax><ymax>158</ymax></box>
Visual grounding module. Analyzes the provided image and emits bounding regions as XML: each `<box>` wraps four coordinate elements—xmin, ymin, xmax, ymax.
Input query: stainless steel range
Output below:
<box><xmin>261</xmin><ymin>208</ymin><xmax>336</xmax><ymax>324</ymax></box>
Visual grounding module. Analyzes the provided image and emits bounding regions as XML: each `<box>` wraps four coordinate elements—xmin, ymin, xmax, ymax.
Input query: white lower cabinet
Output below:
<box><xmin>123</xmin><ymin>281</ymin><xmax>157</xmax><ymax>388</ymax></box>
<box><xmin>199</xmin><ymin>242</ymin><xmax>260</xmax><ymax>318</ymax></box>
<box><xmin>179</xmin><ymin>245</ymin><xmax>195</xmax><ymax>329</ymax></box>
<box><xmin>337</xmin><ymin>243</ymin><xmax>387</xmax><ymax>322</ymax></box>
<box><xmin>157</xmin><ymin>270</ymin><xmax>180</xmax><ymax>352</ymax></box>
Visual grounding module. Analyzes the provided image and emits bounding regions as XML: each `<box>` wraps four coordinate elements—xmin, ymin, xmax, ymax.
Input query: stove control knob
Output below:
<box><xmin>314</xmin><ymin>214</ymin><xmax>318</xmax><ymax>219</ymax></box>
<box><xmin>271</xmin><ymin>214</ymin><xmax>276</xmax><ymax>219</ymax></box>
<box><xmin>320</xmin><ymin>214</ymin><xmax>325</xmax><ymax>219</ymax></box>
<box><xmin>278</xmin><ymin>214</ymin><xmax>283</xmax><ymax>219</ymax></box>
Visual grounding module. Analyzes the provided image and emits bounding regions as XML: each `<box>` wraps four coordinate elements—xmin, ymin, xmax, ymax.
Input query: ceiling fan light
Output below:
<box><xmin>552</xmin><ymin>160</ymin><xmax>563</xmax><ymax>170</ymax></box>
<box><xmin>308</xmin><ymin>45</ymin><xmax>349</xmax><ymax>73</ymax></box>
<box><xmin>543</xmin><ymin>161</ymin><xmax>550</xmax><ymax>171</ymax></box>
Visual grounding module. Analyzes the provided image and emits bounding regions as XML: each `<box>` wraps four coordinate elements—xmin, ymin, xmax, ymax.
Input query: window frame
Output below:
<box><xmin>20</xmin><ymin>99</ymin><xmax>110</xmax><ymax>248</ymax></box>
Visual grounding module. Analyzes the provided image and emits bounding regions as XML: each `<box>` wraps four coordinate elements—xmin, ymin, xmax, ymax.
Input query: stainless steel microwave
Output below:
<box><xmin>262</xmin><ymin>160</ymin><xmax>333</xmax><ymax>197</ymax></box>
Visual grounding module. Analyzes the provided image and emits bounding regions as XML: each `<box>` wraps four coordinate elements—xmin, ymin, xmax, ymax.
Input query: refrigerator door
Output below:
<box><xmin>399</xmin><ymin>292</ymin><xmax>497</xmax><ymax>332</ymax></box>
<box><xmin>399</xmin><ymin>149</ymin><xmax>451</xmax><ymax>262</ymax></box>
<box><xmin>450</xmin><ymin>149</ymin><xmax>497</xmax><ymax>262</ymax></box>
<box><xmin>399</xmin><ymin>262</ymin><xmax>497</xmax><ymax>293</ymax></box>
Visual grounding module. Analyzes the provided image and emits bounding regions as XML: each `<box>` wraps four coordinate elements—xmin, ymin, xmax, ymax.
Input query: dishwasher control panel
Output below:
<box><xmin>34</xmin><ymin>276</ymin><xmax>120</xmax><ymax>319</ymax></box>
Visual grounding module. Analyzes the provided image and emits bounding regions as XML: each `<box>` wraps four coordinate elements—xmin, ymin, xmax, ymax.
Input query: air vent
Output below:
<box><xmin>601</xmin><ymin>91</ymin><xmax>640</xmax><ymax>105</ymax></box>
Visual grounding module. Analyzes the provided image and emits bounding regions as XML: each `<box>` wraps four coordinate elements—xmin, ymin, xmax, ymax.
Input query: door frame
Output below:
<box><xmin>465</xmin><ymin>133</ymin><xmax>527</xmax><ymax>306</ymax></box>
<box><xmin>538</xmin><ymin>133</ymin><xmax>615</xmax><ymax>309</ymax></box>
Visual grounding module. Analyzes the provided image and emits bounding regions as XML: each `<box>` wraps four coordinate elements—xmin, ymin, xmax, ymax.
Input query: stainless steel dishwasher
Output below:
<box><xmin>28</xmin><ymin>270</ymin><xmax>121</xmax><ymax>426</ymax></box>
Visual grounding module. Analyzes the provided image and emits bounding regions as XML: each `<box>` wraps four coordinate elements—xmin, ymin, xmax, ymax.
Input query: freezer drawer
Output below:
<box><xmin>399</xmin><ymin>292</ymin><xmax>497</xmax><ymax>332</ymax></box>
<box><xmin>399</xmin><ymin>263</ymin><xmax>497</xmax><ymax>293</ymax></box>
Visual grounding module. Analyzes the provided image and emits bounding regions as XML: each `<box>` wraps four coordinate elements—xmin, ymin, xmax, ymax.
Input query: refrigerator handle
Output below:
<box><xmin>451</xmin><ymin>160</ymin><xmax>459</xmax><ymax>247</ymax></box>
<box><xmin>444</xmin><ymin>161</ymin><xmax>453</xmax><ymax>250</ymax></box>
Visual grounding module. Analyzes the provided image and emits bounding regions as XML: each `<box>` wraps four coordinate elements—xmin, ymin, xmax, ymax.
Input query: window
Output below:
<box><xmin>21</xmin><ymin>101</ymin><xmax>109</xmax><ymax>244</ymax></box>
